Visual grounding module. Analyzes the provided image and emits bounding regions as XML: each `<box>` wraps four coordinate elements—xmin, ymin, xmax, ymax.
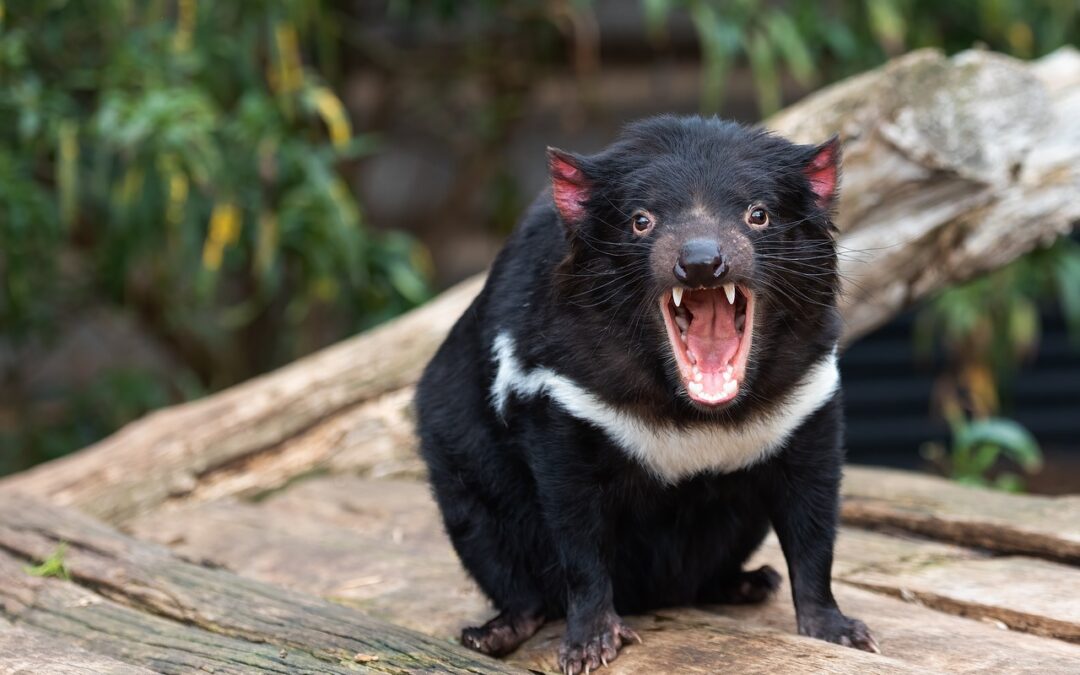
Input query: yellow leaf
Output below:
<box><xmin>311</xmin><ymin>86</ymin><xmax>351</xmax><ymax>149</ymax></box>
<box><xmin>202</xmin><ymin>200</ymin><xmax>242</xmax><ymax>271</ymax></box>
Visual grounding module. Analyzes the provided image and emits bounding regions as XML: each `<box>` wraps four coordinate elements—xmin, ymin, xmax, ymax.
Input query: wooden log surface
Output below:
<box><xmin>4</xmin><ymin>48</ymin><xmax>1080</xmax><ymax>524</ymax></box>
<box><xmin>124</xmin><ymin>475</ymin><xmax>1080</xmax><ymax>674</ymax></box>
<box><xmin>842</xmin><ymin>466</ymin><xmax>1080</xmax><ymax>563</ymax></box>
<box><xmin>0</xmin><ymin>493</ymin><xmax>524</xmax><ymax>675</ymax></box>
<box><xmin>0</xmin><ymin>624</ymin><xmax>156</xmax><ymax>675</ymax></box>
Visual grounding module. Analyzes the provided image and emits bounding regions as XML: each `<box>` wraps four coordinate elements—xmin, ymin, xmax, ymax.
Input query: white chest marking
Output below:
<box><xmin>490</xmin><ymin>333</ymin><xmax>839</xmax><ymax>483</ymax></box>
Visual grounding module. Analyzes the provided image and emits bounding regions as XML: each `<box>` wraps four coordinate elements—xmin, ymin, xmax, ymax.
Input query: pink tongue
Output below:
<box><xmin>684</xmin><ymin>291</ymin><xmax>739</xmax><ymax>374</ymax></box>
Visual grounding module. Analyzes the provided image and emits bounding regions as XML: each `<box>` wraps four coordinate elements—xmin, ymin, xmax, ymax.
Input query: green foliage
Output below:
<box><xmin>922</xmin><ymin>416</ymin><xmax>1043</xmax><ymax>492</ymax></box>
<box><xmin>644</xmin><ymin>0</ymin><xmax>1079</xmax><ymax>114</ymax></box>
<box><xmin>0</xmin><ymin>1</ymin><xmax>430</xmax><ymax>473</ymax></box>
<box><xmin>24</xmin><ymin>542</ymin><xmax>71</xmax><ymax>581</ymax></box>
<box><xmin>914</xmin><ymin>238</ymin><xmax>1080</xmax><ymax>491</ymax></box>
<box><xmin>0</xmin><ymin>1</ymin><xmax>430</xmax><ymax>356</ymax></box>
<box><xmin>916</xmin><ymin>239</ymin><xmax>1080</xmax><ymax>411</ymax></box>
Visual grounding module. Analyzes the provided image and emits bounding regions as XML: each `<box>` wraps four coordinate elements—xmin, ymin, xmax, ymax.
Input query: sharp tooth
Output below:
<box><xmin>675</xmin><ymin>314</ymin><xmax>689</xmax><ymax>332</ymax></box>
<box><xmin>672</xmin><ymin>287</ymin><xmax>683</xmax><ymax>307</ymax></box>
<box><xmin>723</xmin><ymin>283</ymin><xmax>736</xmax><ymax>305</ymax></box>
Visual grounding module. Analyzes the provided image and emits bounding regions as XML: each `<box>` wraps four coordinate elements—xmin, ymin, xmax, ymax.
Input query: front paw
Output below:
<box><xmin>558</xmin><ymin>614</ymin><xmax>642</xmax><ymax>675</ymax></box>
<box><xmin>799</xmin><ymin>611</ymin><xmax>880</xmax><ymax>654</ymax></box>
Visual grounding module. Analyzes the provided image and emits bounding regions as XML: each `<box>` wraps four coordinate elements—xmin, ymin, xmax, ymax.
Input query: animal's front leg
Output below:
<box><xmin>533</xmin><ymin>455</ymin><xmax>641</xmax><ymax>673</ymax></box>
<box><xmin>767</xmin><ymin>403</ymin><xmax>880</xmax><ymax>653</ymax></box>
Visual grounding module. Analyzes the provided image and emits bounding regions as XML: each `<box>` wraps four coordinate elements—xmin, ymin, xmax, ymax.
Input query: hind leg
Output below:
<box><xmin>426</xmin><ymin>459</ymin><xmax>551</xmax><ymax>656</ymax></box>
<box><xmin>462</xmin><ymin>611</ymin><xmax>546</xmax><ymax>657</ymax></box>
<box><xmin>698</xmin><ymin>564</ymin><xmax>782</xmax><ymax>605</ymax></box>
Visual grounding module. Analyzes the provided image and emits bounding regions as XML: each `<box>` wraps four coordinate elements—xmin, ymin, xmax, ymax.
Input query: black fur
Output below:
<box><xmin>416</xmin><ymin>116</ymin><xmax>877</xmax><ymax>673</ymax></box>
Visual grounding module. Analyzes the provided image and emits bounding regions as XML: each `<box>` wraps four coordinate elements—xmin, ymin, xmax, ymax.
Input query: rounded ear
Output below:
<box><xmin>547</xmin><ymin>147</ymin><xmax>592</xmax><ymax>225</ymax></box>
<box><xmin>802</xmin><ymin>136</ymin><xmax>842</xmax><ymax>209</ymax></box>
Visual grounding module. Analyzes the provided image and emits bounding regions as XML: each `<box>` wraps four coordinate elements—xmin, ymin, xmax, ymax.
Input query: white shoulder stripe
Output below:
<box><xmin>490</xmin><ymin>332</ymin><xmax>838</xmax><ymax>483</ymax></box>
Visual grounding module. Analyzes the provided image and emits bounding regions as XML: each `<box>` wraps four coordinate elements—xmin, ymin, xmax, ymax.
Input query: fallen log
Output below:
<box><xmin>125</xmin><ymin>475</ymin><xmax>1080</xmax><ymax>673</ymax></box>
<box><xmin>842</xmin><ymin>466</ymin><xmax>1080</xmax><ymax>563</ymax></box>
<box><xmin>3</xmin><ymin>47</ymin><xmax>1079</xmax><ymax>523</ymax></box>
<box><xmin>0</xmin><ymin>493</ymin><xmax>524</xmax><ymax>674</ymax></box>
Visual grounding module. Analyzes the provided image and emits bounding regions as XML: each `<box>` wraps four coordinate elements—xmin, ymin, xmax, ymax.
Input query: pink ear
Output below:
<box><xmin>547</xmin><ymin>147</ymin><xmax>591</xmax><ymax>224</ymax></box>
<box><xmin>803</xmin><ymin>137</ymin><xmax>841</xmax><ymax>209</ymax></box>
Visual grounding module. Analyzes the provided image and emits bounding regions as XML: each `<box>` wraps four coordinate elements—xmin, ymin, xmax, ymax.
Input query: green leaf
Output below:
<box><xmin>746</xmin><ymin>30</ymin><xmax>781</xmax><ymax>115</ymax></box>
<box><xmin>764</xmin><ymin>11</ymin><xmax>816</xmax><ymax>87</ymax></box>
<box><xmin>955</xmin><ymin>418</ymin><xmax>1043</xmax><ymax>473</ymax></box>
<box><xmin>25</xmin><ymin>543</ymin><xmax>70</xmax><ymax>581</ymax></box>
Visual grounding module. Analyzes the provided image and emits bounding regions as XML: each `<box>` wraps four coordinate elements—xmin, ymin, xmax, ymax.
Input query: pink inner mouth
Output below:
<box><xmin>659</xmin><ymin>285</ymin><xmax>754</xmax><ymax>406</ymax></box>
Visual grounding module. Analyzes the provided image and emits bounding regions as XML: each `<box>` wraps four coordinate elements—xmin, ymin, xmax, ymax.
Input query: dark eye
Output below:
<box><xmin>746</xmin><ymin>205</ymin><xmax>769</xmax><ymax>227</ymax></box>
<box><xmin>631</xmin><ymin>210</ymin><xmax>655</xmax><ymax>236</ymax></box>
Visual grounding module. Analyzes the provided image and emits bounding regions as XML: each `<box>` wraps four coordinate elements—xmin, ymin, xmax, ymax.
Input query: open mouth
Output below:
<box><xmin>659</xmin><ymin>282</ymin><xmax>754</xmax><ymax>406</ymax></box>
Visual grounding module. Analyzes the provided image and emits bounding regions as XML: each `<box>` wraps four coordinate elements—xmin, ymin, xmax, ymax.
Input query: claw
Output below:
<box><xmin>865</xmin><ymin>633</ymin><xmax>882</xmax><ymax>655</ymax></box>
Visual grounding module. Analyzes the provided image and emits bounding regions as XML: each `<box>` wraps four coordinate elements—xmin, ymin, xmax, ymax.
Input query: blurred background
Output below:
<box><xmin>1</xmin><ymin>1</ymin><xmax>1078</xmax><ymax>491</ymax></box>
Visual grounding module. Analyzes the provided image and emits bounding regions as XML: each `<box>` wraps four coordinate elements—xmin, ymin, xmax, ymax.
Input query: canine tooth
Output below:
<box><xmin>672</xmin><ymin>287</ymin><xmax>684</xmax><ymax>307</ymax></box>
<box><xmin>723</xmin><ymin>283</ymin><xmax>736</xmax><ymax>305</ymax></box>
<box><xmin>675</xmin><ymin>314</ymin><xmax>689</xmax><ymax>331</ymax></box>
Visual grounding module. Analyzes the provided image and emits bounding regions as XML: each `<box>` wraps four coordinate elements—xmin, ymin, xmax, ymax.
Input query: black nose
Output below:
<box><xmin>673</xmin><ymin>239</ymin><xmax>726</xmax><ymax>287</ymax></box>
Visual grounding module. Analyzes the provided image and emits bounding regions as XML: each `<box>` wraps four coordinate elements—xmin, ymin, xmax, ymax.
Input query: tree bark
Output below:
<box><xmin>3</xmin><ymin>48</ymin><xmax>1079</xmax><ymax>523</ymax></box>
<box><xmin>0</xmin><ymin>493</ymin><xmax>525</xmax><ymax>674</ymax></box>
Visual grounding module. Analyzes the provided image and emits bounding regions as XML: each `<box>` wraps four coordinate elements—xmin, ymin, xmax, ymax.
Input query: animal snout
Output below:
<box><xmin>673</xmin><ymin>239</ymin><xmax>726</xmax><ymax>287</ymax></box>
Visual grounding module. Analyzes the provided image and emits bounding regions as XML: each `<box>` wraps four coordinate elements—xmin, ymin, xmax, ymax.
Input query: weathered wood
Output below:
<box><xmin>512</xmin><ymin>610</ymin><xmax>929</xmax><ymax>674</ymax></box>
<box><xmin>4</xmin><ymin>48</ymin><xmax>1080</xmax><ymax>522</ymax></box>
<box><xmin>132</xmin><ymin>479</ymin><xmax>489</xmax><ymax>639</ymax></box>
<box><xmin>0</xmin><ymin>493</ymin><xmax>525</xmax><ymax>674</ymax></box>
<box><xmin>770</xmin><ymin>48</ymin><xmax>1080</xmax><ymax>340</ymax></box>
<box><xmin>842</xmin><ymin>556</ymin><xmax>1080</xmax><ymax>643</ymax></box>
<box><xmin>841</xmin><ymin>466</ymin><xmax>1080</xmax><ymax>563</ymax></box>
<box><xmin>0</xmin><ymin>552</ymin><xmax>349</xmax><ymax>675</ymax></box>
<box><xmin>0</xmin><ymin>624</ymin><xmax>155</xmax><ymax>675</ymax></box>
<box><xmin>129</xmin><ymin>476</ymin><xmax>1080</xmax><ymax>674</ymax></box>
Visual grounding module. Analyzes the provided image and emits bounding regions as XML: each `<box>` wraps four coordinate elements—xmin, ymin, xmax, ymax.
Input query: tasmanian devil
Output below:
<box><xmin>415</xmin><ymin>115</ymin><xmax>878</xmax><ymax>673</ymax></box>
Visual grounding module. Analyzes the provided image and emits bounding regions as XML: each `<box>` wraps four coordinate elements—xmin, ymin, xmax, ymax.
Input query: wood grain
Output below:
<box><xmin>130</xmin><ymin>476</ymin><xmax>1080</xmax><ymax>674</ymax></box>
<box><xmin>842</xmin><ymin>466</ymin><xmax>1080</xmax><ymax>563</ymax></box>
<box><xmin>0</xmin><ymin>492</ymin><xmax>524</xmax><ymax>675</ymax></box>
